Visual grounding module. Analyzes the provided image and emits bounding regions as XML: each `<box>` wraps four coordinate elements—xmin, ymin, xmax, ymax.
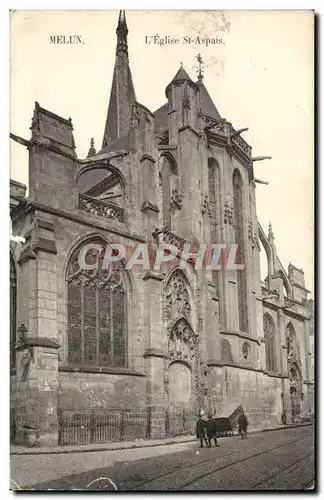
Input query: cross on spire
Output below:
<box><xmin>196</xmin><ymin>53</ymin><xmax>204</xmax><ymax>81</ymax></box>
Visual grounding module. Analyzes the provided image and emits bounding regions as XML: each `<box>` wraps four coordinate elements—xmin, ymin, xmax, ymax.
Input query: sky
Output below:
<box><xmin>10</xmin><ymin>10</ymin><xmax>314</xmax><ymax>294</ymax></box>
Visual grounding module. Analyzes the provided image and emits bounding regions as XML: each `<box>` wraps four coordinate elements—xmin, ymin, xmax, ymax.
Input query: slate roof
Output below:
<box><xmin>197</xmin><ymin>80</ymin><xmax>222</xmax><ymax>120</ymax></box>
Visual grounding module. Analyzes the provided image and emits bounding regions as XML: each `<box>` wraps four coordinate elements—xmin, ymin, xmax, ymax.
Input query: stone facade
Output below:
<box><xmin>10</xmin><ymin>11</ymin><xmax>314</xmax><ymax>446</ymax></box>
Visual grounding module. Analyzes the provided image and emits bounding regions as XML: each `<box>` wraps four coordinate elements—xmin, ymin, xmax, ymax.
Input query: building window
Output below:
<box><xmin>242</xmin><ymin>342</ymin><xmax>249</xmax><ymax>359</ymax></box>
<box><xmin>233</xmin><ymin>169</ymin><xmax>248</xmax><ymax>332</ymax></box>
<box><xmin>66</xmin><ymin>239</ymin><xmax>127</xmax><ymax>368</ymax></box>
<box><xmin>208</xmin><ymin>158</ymin><xmax>222</xmax><ymax>320</ymax></box>
<box><xmin>160</xmin><ymin>154</ymin><xmax>177</xmax><ymax>230</ymax></box>
<box><xmin>10</xmin><ymin>252</ymin><xmax>17</xmax><ymax>368</ymax></box>
<box><xmin>264</xmin><ymin>314</ymin><xmax>276</xmax><ymax>372</ymax></box>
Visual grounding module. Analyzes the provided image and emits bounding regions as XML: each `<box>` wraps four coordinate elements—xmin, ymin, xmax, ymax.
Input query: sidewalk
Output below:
<box><xmin>10</xmin><ymin>421</ymin><xmax>313</xmax><ymax>456</ymax></box>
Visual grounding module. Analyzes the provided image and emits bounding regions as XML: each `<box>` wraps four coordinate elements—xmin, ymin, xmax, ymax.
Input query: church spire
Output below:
<box><xmin>116</xmin><ymin>10</ymin><xmax>128</xmax><ymax>56</ymax></box>
<box><xmin>268</xmin><ymin>221</ymin><xmax>274</xmax><ymax>242</ymax></box>
<box><xmin>101</xmin><ymin>10</ymin><xmax>136</xmax><ymax>150</ymax></box>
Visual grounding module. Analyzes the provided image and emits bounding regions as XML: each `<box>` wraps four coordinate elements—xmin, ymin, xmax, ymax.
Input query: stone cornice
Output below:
<box><xmin>141</xmin><ymin>201</ymin><xmax>159</xmax><ymax>213</ymax></box>
<box><xmin>178</xmin><ymin>125</ymin><xmax>202</xmax><ymax>138</ymax></box>
<box><xmin>143</xmin><ymin>349</ymin><xmax>167</xmax><ymax>359</ymax></box>
<box><xmin>18</xmin><ymin>246</ymin><xmax>37</xmax><ymax>264</ymax></box>
<box><xmin>35</xmin><ymin>101</ymin><xmax>72</xmax><ymax>126</ymax></box>
<box><xmin>34</xmin><ymin>218</ymin><xmax>55</xmax><ymax>232</ymax></box>
<box><xmin>15</xmin><ymin>337</ymin><xmax>60</xmax><ymax>350</ymax></box>
<box><xmin>59</xmin><ymin>365</ymin><xmax>146</xmax><ymax>377</ymax></box>
<box><xmin>11</xmin><ymin>201</ymin><xmax>146</xmax><ymax>244</ymax></box>
<box><xmin>30</xmin><ymin>138</ymin><xmax>77</xmax><ymax>160</ymax></box>
<box><xmin>220</xmin><ymin>330</ymin><xmax>260</xmax><ymax>345</ymax></box>
<box><xmin>32</xmin><ymin>237</ymin><xmax>57</xmax><ymax>255</ymax></box>
<box><xmin>207</xmin><ymin>359</ymin><xmax>288</xmax><ymax>379</ymax></box>
<box><xmin>143</xmin><ymin>271</ymin><xmax>164</xmax><ymax>281</ymax></box>
<box><xmin>291</xmin><ymin>281</ymin><xmax>311</xmax><ymax>293</ymax></box>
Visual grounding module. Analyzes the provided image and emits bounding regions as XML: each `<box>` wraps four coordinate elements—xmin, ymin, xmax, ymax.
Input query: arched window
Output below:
<box><xmin>208</xmin><ymin>158</ymin><xmax>221</xmax><ymax>309</ymax></box>
<box><xmin>160</xmin><ymin>154</ymin><xmax>177</xmax><ymax>230</ymax></box>
<box><xmin>233</xmin><ymin>169</ymin><xmax>248</xmax><ymax>332</ymax></box>
<box><xmin>66</xmin><ymin>238</ymin><xmax>127</xmax><ymax>368</ymax></box>
<box><xmin>264</xmin><ymin>314</ymin><xmax>277</xmax><ymax>372</ymax></box>
<box><xmin>10</xmin><ymin>252</ymin><xmax>17</xmax><ymax>367</ymax></box>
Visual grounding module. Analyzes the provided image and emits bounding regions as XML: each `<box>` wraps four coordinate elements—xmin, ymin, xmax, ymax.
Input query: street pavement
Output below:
<box><xmin>10</xmin><ymin>425</ymin><xmax>314</xmax><ymax>491</ymax></box>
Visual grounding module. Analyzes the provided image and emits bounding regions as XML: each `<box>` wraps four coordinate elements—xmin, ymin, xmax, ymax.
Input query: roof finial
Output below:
<box><xmin>196</xmin><ymin>53</ymin><xmax>204</xmax><ymax>82</ymax></box>
<box><xmin>268</xmin><ymin>221</ymin><xmax>274</xmax><ymax>241</ymax></box>
<box><xmin>116</xmin><ymin>10</ymin><xmax>128</xmax><ymax>56</ymax></box>
<box><xmin>87</xmin><ymin>137</ymin><xmax>96</xmax><ymax>158</ymax></box>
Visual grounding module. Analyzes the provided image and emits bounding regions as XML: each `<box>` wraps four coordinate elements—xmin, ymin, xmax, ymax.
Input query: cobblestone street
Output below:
<box><xmin>10</xmin><ymin>425</ymin><xmax>314</xmax><ymax>491</ymax></box>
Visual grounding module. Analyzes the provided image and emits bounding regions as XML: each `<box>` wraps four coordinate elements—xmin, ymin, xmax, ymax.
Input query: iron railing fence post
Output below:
<box><xmin>146</xmin><ymin>407</ymin><xmax>151</xmax><ymax>439</ymax></box>
<box><xmin>119</xmin><ymin>411</ymin><xmax>125</xmax><ymax>441</ymax></box>
<box><xmin>57</xmin><ymin>410</ymin><xmax>63</xmax><ymax>446</ymax></box>
<box><xmin>165</xmin><ymin>409</ymin><xmax>169</xmax><ymax>436</ymax></box>
<box><xmin>90</xmin><ymin>410</ymin><xmax>95</xmax><ymax>444</ymax></box>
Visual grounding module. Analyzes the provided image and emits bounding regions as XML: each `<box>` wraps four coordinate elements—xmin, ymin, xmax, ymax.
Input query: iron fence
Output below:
<box><xmin>165</xmin><ymin>408</ymin><xmax>196</xmax><ymax>437</ymax></box>
<box><xmin>58</xmin><ymin>408</ymin><xmax>149</xmax><ymax>446</ymax></box>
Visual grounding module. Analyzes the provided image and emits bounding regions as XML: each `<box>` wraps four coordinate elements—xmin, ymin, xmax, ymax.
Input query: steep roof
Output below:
<box><xmin>197</xmin><ymin>80</ymin><xmax>222</xmax><ymax>120</ymax></box>
<box><xmin>153</xmin><ymin>102</ymin><xmax>169</xmax><ymax>135</ymax></box>
<box><xmin>171</xmin><ymin>66</ymin><xmax>193</xmax><ymax>83</ymax></box>
<box><xmin>97</xmin><ymin>130</ymin><xmax>132</xmax><ymax>156</ymax></box>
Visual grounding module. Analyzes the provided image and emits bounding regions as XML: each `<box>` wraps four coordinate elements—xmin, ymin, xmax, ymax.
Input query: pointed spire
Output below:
<box><xmin>116</xmin><ymin>10</ymin><xmax>128</xmax><ymax>56</ymax></box>
<box><xmin>101</xmin><ymin>10</ymin><xmax>136</xmax><ymax>150</ymax></box>
<box><xmin>171</xmin><ymin>65</ymin><xmax>193</xmax><ymax>84</ymax></box>
<box><xmin>87</xmin><ymin>137</ymin><xmax>96</xmax><ymax>157</ymax></box>
<box><xmin>196</xmin><ymin>53</ymin><xmax>204</xmax><ymax>82</ymax></box>
<box><xmin>268</xmin><ymin>221</ymin><xmax>274</xmax><ymax>241</ymax></box>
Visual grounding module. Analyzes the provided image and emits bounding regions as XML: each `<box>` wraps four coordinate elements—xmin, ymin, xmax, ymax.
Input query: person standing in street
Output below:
<box><xmin>238</xmin><ymin>411</ymin><xmax>249</xmax><ymax>439</ymax></box>
<box><xmin>196</xmin><ymin>415</ymin><xmax>209</xmax><ymax>448</ymax></box>
<box><xmin>206</xmin><ymin>414</ymin><xmax>220</xmax><ymax>447</ymax></box>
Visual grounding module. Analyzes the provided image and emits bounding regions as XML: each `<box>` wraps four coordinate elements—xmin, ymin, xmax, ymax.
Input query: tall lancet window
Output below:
<box><xmin>233</xmin><ymin>169</ymin><xmax>248</xmax><ymax>332</ymax></box>
<box><xmin>160</xmin><ymin>154</ymin><xmax>177</xmax><ymax>231</ymax></box>
<box><xmin>264</xmin><ymin>314</ymin><xmax>277</xmax><ymax>372</ymax></box>
<box><xmin>10</xmin><ymin>252</ymin><xmax>17</xmax><ymax>368</ymax></box>
<box><xmin>208</xmin><ymin>158</ymin><xmax>221</xmax><ymax>302</ymax></box>
<box><xmin>66</xmin><ymin>239</ymin><xmax>128</xmax><ymax>368</ymax></box>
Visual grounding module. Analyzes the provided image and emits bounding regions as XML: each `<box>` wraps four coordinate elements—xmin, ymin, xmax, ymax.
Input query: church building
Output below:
<box><xmin>10</xmin><ymin>11</ymin><xmax>314</xmax><ymax>446</ymax></box>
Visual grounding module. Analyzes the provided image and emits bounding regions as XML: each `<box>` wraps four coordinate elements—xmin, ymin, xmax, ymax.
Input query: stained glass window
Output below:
<box><xmin>67</xmin><ymin>239</ymin><xmax>127</xmax><ymax>368</ymax></box>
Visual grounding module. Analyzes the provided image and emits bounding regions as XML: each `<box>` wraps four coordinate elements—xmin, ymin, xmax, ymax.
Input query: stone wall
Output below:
<box><xmin>58</xmin><ymin>371</ymin><xmax>146</xmax><ymax>410</ymax></box>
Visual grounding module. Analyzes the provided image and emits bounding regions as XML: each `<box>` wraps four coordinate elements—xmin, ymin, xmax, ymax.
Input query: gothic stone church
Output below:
<box><xmin>10</xmin><ymin>11</ymin><xmax>314</xmax><ymax>446</ymax></box>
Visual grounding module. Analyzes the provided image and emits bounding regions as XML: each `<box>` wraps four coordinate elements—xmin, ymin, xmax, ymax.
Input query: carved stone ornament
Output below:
<box><xmin>284</xmin><ymin>297</ymin><xmax>295</xmax><ymax>309</ymax></box>
<box><xmin>261</xmin><ymin>286</ymin><xmax>280</xmax><ymax>302</ymax></box>
<box><xmin>165</xmin><ymin>272</ymin><xmax>191</xmax><ymax>324</ymax></box>
<box><xmin>248</xmin><ymin>220</ymin><xmax>260</xmax><ymax>249</ymax></box>
<box><xmin>183</xmin><ymin>85</ymin><xmax>191</xmax><ymax>110</ymax></box>
<box><xmin>287</xmin><ymin>331</ymin><xmax>302</xmax><ymax>371</ymax></box>
<box><xmin>131</xmin><ymin>102</ymin><xmax>140</xmax><ymax>128</ymax></box>
<box><xmin>162</xmin><ymin>229</ymin><xmax>186</xmax><ymax>251</ymax></box>
<box><xmin>79</xmin><ymin>194</ymin><xmax>124</xmax><ymax>222</ymax></box>
<box><xmin>202</xmin><ymin>194</ymin><xmax>211</xmax><ymax>216</ymax></box>
<box><xmin>171</xmin><ymin>189</ymin><xmax>183</xmax><ymax>209</ymax></box>
<box><xmin>168</xmin><ymin>318</ymin><xmax>197</xmax><ymax>364</ymax></box>
<box><xmin>68</xmin><ymin>249</ymin><xmax>125</xmax><ymax>292</ymax></box>
<box><xmin>224</xmin><ymin>203</ymin><xmax>234</xmax><ymax>226</ymax></box>
<box><xmin>199</xmin><ymin>360</ymin><xmax>209</xmax><ymax>395</ymax></box>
